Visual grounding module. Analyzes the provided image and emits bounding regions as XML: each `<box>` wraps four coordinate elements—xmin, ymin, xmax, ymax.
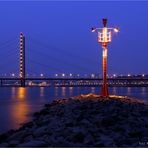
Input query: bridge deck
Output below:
<box><xmin>0</xmin><ymin>77</ymin><xmax>148</xmax><ymax>81</ymax></box>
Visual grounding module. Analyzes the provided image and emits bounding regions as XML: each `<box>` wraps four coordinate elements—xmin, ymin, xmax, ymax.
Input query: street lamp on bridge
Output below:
<box><xmin>92</xmin><ymin>18</ymin><xmax>119</xmax><ymax>97</ymax></box>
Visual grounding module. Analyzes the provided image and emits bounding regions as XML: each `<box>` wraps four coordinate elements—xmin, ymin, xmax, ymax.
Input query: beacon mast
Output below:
<box><xmin>92</xmin><ymin>19</ymin><xmax>119</xmax><ymax>97</ymax></box>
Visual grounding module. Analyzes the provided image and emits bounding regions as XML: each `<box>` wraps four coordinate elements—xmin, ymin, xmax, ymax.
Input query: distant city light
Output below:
<box><xmin>142</xmin><ymin>74</ymin><xmax>145</xmax><ymax>77</ymax></box>
<box><xmin>128</xmin><ymin>74</ymin><xmax>131</xmax><ymax>77</ymax></box>
<box><xmin>113</xmin><ymin>74</ymin><xmax>116</xmax><ymax>77</ymax></box>
<box><xmin>55</xmin><ymin>74</ymin><xmax>58</xmax><ymax>77</ymax></box>
<box><xmin>12</xmin><ymin>73</ymin><xmax>15</xmax><ymax>77</ymax></box>
<box><xmin>91</xmin><ymin>74</ymin><xmax>95</xmax><ymax>78</ymax></box>
<box><xmin>40</xmin><ymin>73</ymin><xmax>44</xmax><ymax>77</ymax></box>
<box><xmin>69</xmin><ymin>73</ymin><xmax>72</xmax><ymax>77</ymax></box>
<box><xmin>62</xmin><ymin>73</ymin><xmax>65</xmax><ymax>77</ymax></box>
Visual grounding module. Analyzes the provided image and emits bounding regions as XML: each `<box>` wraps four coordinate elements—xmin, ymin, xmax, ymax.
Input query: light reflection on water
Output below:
<box><xmin>0</xmin><ymin>86</ymin><xmax>148</xmax><ymax>133</ymax></box>
<box><xmin>61</xmin><ymin>87</ymin><xmax>66</xmax><ymax>97</ymax></box>
<box><xmin>40</xmin><ymin>87</ymin><xmax>44</xmax><ymax>97</ymax></box>
<box><xmin>91</xmin><ymin>87</ymin><xmax>96</xmax><ymax>94</ymax></box>
<box><xmin>112</xmin><ymin>87</ymin><xmax>117</xmax><ymax>94</ymax></box>
<box><xmin>18</xmin><ymin>87</ymin><xmax>26</xmax><ymax>99</ymax></box>
<box><xmin>127</xmin><ymin>87</ymin><xmax>131</xmax><ymax>95</ymax></box>
<box><xmin>54</xmin><ymin>87</ymin><xmax>59</xmax><ymax>98</ymax></box>
<box><xmin>141</xmin><ymin>87</ymin><xmax>146</xmax><ymax>95</ymax></box>
<box><xmin>10</xmin><ymin>87</ymin><xmax>30</xmax><ymax>130</ymax></box>
<box><xmin>69</xmin><ymin>87</ymin><xmax>73</xmax><ymax>96</ymax></box>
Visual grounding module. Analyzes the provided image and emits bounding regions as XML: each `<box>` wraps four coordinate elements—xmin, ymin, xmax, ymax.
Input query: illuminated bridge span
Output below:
<box><xmin>0</xmin><ymin>77</ymin><xmax>148</xmax><ymax>87</ymax></box>
<box><xmin>0</xmin><ymin>32</ymin><xmax>147</xmax><ymax>87</ymax></box>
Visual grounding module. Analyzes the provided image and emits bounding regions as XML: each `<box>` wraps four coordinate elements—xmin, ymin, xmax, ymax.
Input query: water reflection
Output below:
<box><xmin>0</xmin><ymin>87</ymin><xmax>148</xmax><ymax>133</ymax></box>
<box><xmin>112</xmin><ymin>87</ymin><xmax>117</xmax><ymax>95</ymax></box>
<box><xmin>40</xmin><ymin>87</ymin><xmax>44</xmax><ymax>97</ymax></box>
<box><xmin>76</xmin><ymin>87</ymin><xmax>81</xmax><ymax>95</ymax></box>
<box><xmin>61</xmin><ymin>87</ymin><xmax>66</xmax><ymax>97</ymax></box>
<box><xmin>69</xmin><ymin>87</ymin><xmax>73</xmax><ymax>96</ymax></box>
<box><xmin>141</xmin><ymin>87</ymin><xmax>146</xmax><ymax>95</ymax></box>
<box><xmin>91</xmin><ymin>87</ymin><xmax>96</xmax><ymax>94</ymax></box>
<box><xmin>10</xmin><ymin>102</ymin><xmax>30</xmax><ymax>127</ymax></box>
<box><xmin>54</xmin><ymin>87</ymin><xmax>59</xmax><ymax>97</ymax></box>
<box><xmin>17</xmin><ymin>87</ymin><xmax>26</xmax><ymax>99</ymax></box>
<box><xmin>127</xmin><ymin>87</ymin><xmax>131</xmax><ymax>95</ymax></box>
<box><xmin>11</xmin><ymin>87</ymin><xmax>16</xmax><ymax>95</ymax></box>
<box><xmin>10</xmin><ymin>87</ymin><xmax>30</xmax><ymax>129</ymax></box>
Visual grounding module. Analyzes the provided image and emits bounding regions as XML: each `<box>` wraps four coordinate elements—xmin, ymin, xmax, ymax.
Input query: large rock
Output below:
<box><xmin>18</xmin><ymin>140</ymin><xmax>47</xmax><ymax>147</ymax></box>
<box><xmin>33</xmin><ymin>126</ymin><xmax>47</xmax><ymax>137</ymax></box>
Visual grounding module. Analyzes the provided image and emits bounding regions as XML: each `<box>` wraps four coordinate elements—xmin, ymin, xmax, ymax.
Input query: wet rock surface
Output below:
<box><xmin>0</xmin><ymin>94</ymin><xmax>148</xmax><ymax>147</ymax></box>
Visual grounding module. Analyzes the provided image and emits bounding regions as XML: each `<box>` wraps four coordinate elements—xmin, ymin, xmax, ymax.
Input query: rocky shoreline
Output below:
<box><xmin>0</xmin><ymin>94</ymin><xmax>148</xmax><ymax>147</ymax></box>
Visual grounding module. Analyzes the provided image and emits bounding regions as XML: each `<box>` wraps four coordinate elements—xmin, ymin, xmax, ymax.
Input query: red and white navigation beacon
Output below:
<box><xmin>92</xmin><ymin>19</ymin><xmax>119</xmax><ymax>97</ymax></box>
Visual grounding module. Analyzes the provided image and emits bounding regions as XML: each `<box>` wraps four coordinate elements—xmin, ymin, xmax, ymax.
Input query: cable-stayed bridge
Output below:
<box><xmin>0</xmin><ymin>33</ymin><xmax>147</xmax><ymax>87</ymax></box>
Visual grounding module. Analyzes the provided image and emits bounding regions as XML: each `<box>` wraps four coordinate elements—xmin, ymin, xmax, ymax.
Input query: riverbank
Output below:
<box><xmin>0</xmin><ymin>94</ymin><xmax>148</xmax><ymax>147</ymax></box>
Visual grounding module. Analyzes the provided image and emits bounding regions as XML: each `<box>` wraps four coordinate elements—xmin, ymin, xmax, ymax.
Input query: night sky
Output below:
<box><xmin>0</xmin><ymin>1</ymin><xmax>148</xmax><ymax>76</ymax></box>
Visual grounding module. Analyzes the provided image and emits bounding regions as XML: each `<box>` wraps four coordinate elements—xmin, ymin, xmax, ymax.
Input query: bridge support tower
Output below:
<box><xmin>20</xmin><ymin>32</ymin><xmax>26</xmax><ymax>87</ymax></box>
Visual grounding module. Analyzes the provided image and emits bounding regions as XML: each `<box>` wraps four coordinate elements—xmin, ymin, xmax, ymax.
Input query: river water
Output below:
<box><xmin>0</xmin><ymin>86</ymin><xmax>148</xmax><ymax>133</ymax></box>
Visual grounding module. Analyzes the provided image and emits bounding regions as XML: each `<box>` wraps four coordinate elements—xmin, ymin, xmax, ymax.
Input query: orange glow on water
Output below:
<box><xmin>18</xmin><ymin>87</ymin><xmax>26</xmax><ymax>99</ymax></box>
<box><xmin>10</xmin><ymin>101</ymin><xmax>29</xmax><ymax>127</ymax></box>
<box><xmin>10</xmin><ymin>88</ymin><xmax>30</xmax><ymax>128</ymax></box>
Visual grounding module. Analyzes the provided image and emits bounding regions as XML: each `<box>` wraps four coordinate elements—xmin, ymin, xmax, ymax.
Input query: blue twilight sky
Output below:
<box><xmin>0</xmin><ymin>1</ymin><xmax>148</xmax><ymax>76</ymax></box>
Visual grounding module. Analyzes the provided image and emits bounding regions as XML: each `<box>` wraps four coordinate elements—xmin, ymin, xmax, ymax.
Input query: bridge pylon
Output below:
<box><xmin>20</xmin><ymin>32</ymin><xmax>26</xmax><ymax>87</ymax></box>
